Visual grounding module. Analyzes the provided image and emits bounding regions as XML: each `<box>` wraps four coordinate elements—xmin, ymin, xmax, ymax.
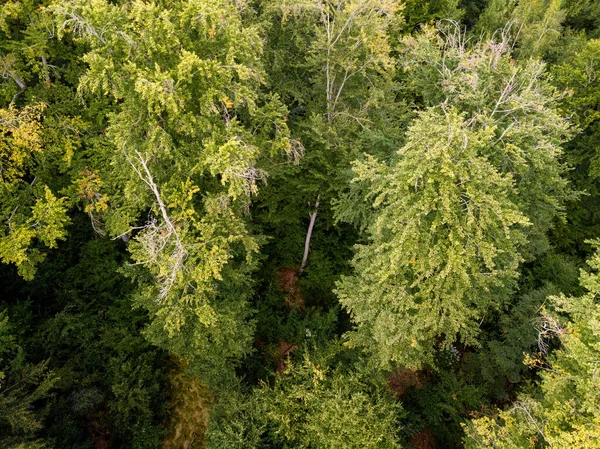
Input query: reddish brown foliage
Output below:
<box><xmin>275</xmin><ymin>267</ymin><xmax>304</xmax><ymax>311</ymax></box>
<box><xmin>408</xmin><ymin>430</ymin><xmax>436</xmax><ymax>449</ymax></box>
<box><xmin>388</xmin><ymin>369</ymin><xmax>423</xmax><ymax>397</ymax></box>
<box><xmin>275</xmin><ymin>340</ymin><xmax>297</xmax><ymax>373</ymax></box>
<box><xmin>84</xmin><ymin>412</ymin><xmax>112</xmax><ymax>449</ymax></box>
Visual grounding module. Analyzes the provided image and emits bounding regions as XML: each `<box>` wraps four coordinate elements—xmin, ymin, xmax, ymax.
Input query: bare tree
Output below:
<box><xmin>123</xmin><ymin>148</ymin><xmax>188</xmax><ymax>301</ymax></box>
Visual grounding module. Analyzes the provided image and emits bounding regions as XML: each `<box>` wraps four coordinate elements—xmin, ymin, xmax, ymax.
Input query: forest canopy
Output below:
<box><xmin>1</xmin><ymin>0</ymin><xmax>600</xmax><ymax>448</ymax></box>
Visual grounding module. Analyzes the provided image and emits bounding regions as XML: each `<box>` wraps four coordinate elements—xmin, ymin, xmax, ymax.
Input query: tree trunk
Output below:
<box><xmin>299</xmin><ymin>194</ymin><xmax>320</xmax><ymax>276</ymax></box>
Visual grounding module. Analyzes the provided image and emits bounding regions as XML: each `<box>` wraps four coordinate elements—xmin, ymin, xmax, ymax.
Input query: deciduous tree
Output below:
<box><xmin>465</xmin><ymin>243</ymin><xmax>600</xmax><ymax>448</ymax></box>
<box><xmin>336</xmin><ymin>26</ymin><xmax>571</xmax><ymax>368</ymax></box>
<box><xmin>52</xmin><ymin>0</ymin><xmax>291</xmax><ymax>381</ymax></box>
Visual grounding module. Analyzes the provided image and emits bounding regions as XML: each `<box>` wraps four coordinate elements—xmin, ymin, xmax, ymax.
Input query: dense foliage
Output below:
<box><xmin>1</xmin><ymin>0</ymin><xmax>600</xmax><ymax>448</ymax></box>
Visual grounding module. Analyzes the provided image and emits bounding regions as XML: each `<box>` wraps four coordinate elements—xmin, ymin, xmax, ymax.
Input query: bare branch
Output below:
<box><xmin>122</xmin><ymin>147</ymin><xmax>188</xmax><ymax>301</ymax></box>
<box><xmin>299</xmin><ymin>194</ymin><xmax>320</xmax><ymax>275</ymax></box>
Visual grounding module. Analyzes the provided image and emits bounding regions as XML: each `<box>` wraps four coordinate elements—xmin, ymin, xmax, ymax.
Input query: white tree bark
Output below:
<box><xmin>123</xmin><ymin>148</ymin><xmax>187</xmax><ymax>301</ymax></box>
<box><xmin>299</xmin><ymin>194</ymin><xmax>320</xmax><ymax>275</ymax></box>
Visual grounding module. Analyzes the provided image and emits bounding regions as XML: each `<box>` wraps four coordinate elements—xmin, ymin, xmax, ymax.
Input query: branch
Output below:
<box><xmin>299</xmin><ymin>194</ymin><xmax>320</xmax><ymax>275</ymax></box>
<box><xmin>122</xmin><ymin>147</ymin><xmax>188</xmax><ymax>301</ymax></box>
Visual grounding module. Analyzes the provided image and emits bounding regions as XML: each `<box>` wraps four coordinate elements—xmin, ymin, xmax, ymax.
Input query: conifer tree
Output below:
<box><xmin>0</xmin><ymin>310</ymin><xmax>57</xmax><ymax>449</ymax></box>
<box><xmin>207</xmin><ymin>344</ymin><xmax>403</xmax><ymax>449</ymax></box>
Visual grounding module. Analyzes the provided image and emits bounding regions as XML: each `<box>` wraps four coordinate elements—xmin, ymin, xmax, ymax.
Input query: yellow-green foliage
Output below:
<box><xmin>51</xmin><ymin>0</ymin><xmax>291</xmax><ymax>381</ymax></box>
<box><xmin>0</xmin><ymin>104</ymin><xmax>70</xmax><ymax>279</ymax></box>
<box><xmin>336</xmin><ymin>26</ymin><xmax>571</xmax><ymax>369</ymax></box>
<box><xmin>207</xmin><ymin>344</ymin><xmax>403</xmax><ymax>449</ymax></box>
<box><xmin>465</xmin><ymin>245</ymin><xmax>600</xmax><ymax>448</ymax></box>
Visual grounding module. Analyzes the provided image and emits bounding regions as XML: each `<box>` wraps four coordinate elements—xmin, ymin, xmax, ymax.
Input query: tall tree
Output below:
<box><xmin>336</xmin><ymin>25</ymin><xmax>571</xmax><ymax>369</ymax></box>
<box><xmin>253</xmin><ymin>0</ymin><xmax>403</xmax><ymax>276</ymax></box>
<box><xmin>465</xmin><ymin>243</ymin><xmax>600</xmax><ymax>448</ymax></box>
<box><xmin>51</xmin><ymin>0</ymin><xmax>291</xmax><ymax>382</ymax></box>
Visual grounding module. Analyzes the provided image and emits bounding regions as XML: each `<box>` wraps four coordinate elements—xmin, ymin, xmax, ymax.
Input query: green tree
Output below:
<box><xmin>52</xmin><ymin>0</ymin><xmax>291</xmax><ymax>382</ymax></box>
<box><xmin>253</xmin><ymin>0</ymin><xmax>404</xmax><ymax>276</ymax></box>
<box><xmin>0</xmin><ymin>310</ymin><xmax>57</xmax><ymax>449</ymax></box>
<box><xmin>336</xmin><ymin>26</ymin><xmax>571</xmax><ymax>369</ymax></box>
<box><xmin>207</xmin><ymin>344</ymin><xmax>403</xmax><ymax>449</ymax></box>
<box><xmin>464</xmin><ymin>243</ymin><xmax>600</xmax><ymax>448</ymax></box>
<box><xmin>0</xmin><ymin>104</ymin><xmax>71</xmax><ymax>279</ymax></box>
<box><xmin>337</xmin><ymin>107</ymin><xmax>529</xmax><ymax>368</ymax></box>
<box><xmin>562</xmin><ymin>0</ymin><xmax>600</xmax><ymax>36</ymax></box>
<box><xmin>546</xmin><ymin>35</ymin><xmax>600</xmax><ymax>255</ymax></box>
<box><xmin>0</xmin><ymin>0</ymin><xmax>111</xmax><ymax>280</ymax></box>
<box><xmin>476</xmin><ymin>0</ymin><xmax>565</xmax><ymax>58</ymax></box>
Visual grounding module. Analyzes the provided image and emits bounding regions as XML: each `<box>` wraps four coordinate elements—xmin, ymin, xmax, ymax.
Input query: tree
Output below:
<box><xmin>254</xmin><ymin>0</ymin><xmax>403</xmax><ymax>275</ymax></box>
<box><xmin>476</xmin><ymin>0</ymin><xmax>565</xmax><ymax>59</ymax></box>
<box><xmin>464</xmin><ymin>242</ymin><xmax>600</xmax><ymax>448</ymax></box>
<box><xmin>337</xmin><ymin>107</ymin><xmax>529</xmax><ymax>368</ymax></box>
<box><xmin>548</xmin><ymin>37</ymin><xmax>600</xmax><ymax>254</ymax></box>
<box><xmin>0</xmin><ymin>309</ymin><xmax>57</xmax><ymax>449</ymax></box>
<box><xmin>274</xmin><ymin>0</ymin><xmax>402</xmax><ymax>123</ymax></box>
<box><xmin>562</xmin><ymin>0</ymin><xmax>600</xmax><ymax>36</ymax></box>
<box><xmin>0</xmin><ymin>104</ymin><xmax>70</xmax><ymax>279</ymax></box>
<box><xmin>51</xmin><ymin>0</ymin><xmax>291</xmax><ymax>382</ymax></box>
<box><xmin>335</xmin><ymin>25</ymin><xmax>571</xmax><ymax>369</ymax></box>
<box><xmin>0</xmin><ymin>0</ymin><xmax>85</xmax><ymax>280</ymax></box>
<box><xmin>206</xmin><ymin>343</ymin><xmax>403</xmax><ymax>449</ymax></box>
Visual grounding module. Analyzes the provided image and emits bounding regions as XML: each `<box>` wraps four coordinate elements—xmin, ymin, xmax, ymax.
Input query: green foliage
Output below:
<box><xmin>2</xmin><ymin>1</ymin><xmax>600</xmax><ymax>447</ymax></box>
<box><xmin>476</xmin><ymin>0</ymin><xmax>565</xmax><ymax>58</ymax></box>
<box><xmin>401</xmin><ymin>25</ymin><xmax>572</xmax><ymax>249</ymax></box>
<box><xmin>563</xmin><ymin>0</ymin><xmax>600</xmax><ymax>36</ymax></box>
<box><xmin>50</xmin><ymin>0</ymin><xmax>292</xmax><ymax>382</ymax></box>
<box><xmin>552</xmin><ymin>38</ymin><xmax>600</xmax><ymax>170</ymax></box>
<box><xmin>207</xmin><ymin>344</ymin><xmax>403</xmax><ymax>449</ymax></box>
<box><xmin>460</xmin><ymin>0</ymin><xmax>490</xmax><ymax>28</ymax></box>
<box><xmin>547</xmin><ymin>36</ymin><xmax>600</xmax><ymax>254</ymax></box>
<box><xmin>253</xmin><ymin>0</ymin><xmax>406</xmax><ymax>270</ymax></box>
<box><xmin>402</xmin><ymin>0</ymin><xmax>464</xmax><ymax>30</ymax></box>
<box><xmin>0</xmin><ymin>0</ymin><xmax>95</xmax><ymax>280</ymax></box>
<box><xmin>338</xmin><ymin>107</ymin><xmax>531</xmax><ymax>368</ymax></box>
<box><xmin>0</xmin><ymin>310</ymin><xmax>57</xmax><ymax>449</ymax></box>
<box><xmin>406</xmin><ymin>368</ymin><xmax>484</xmax><ymax>447</ymax></box>
<box><xmin>465</xmin><ymin>244</ymin><xmax>600</xmax><ymax>448</ymax></box>
<box><xmin>461</xmin><ymin>253</ymin><xmax>581</xmax><ymax>402</ymax></box>
<box><xmin>336</xmin><ymin>26</ymin><xmax>572</xmax><ymax>369</ymax></box>
<box><xmin>0</xmin><ymin>219</ymin><xmax>170</xmax><ymax>449</ymax></box>
<box><xmin>264</xmin><ymin>0</ymin><xmax>402</xmax><ymax>121</ymax></box>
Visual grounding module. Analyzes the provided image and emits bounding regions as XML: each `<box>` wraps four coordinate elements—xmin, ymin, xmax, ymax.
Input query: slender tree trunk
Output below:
<box><xmin>299</xmin><ymin>194</ymin><xmax>320</xmax><ymax>276</ymax></box>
